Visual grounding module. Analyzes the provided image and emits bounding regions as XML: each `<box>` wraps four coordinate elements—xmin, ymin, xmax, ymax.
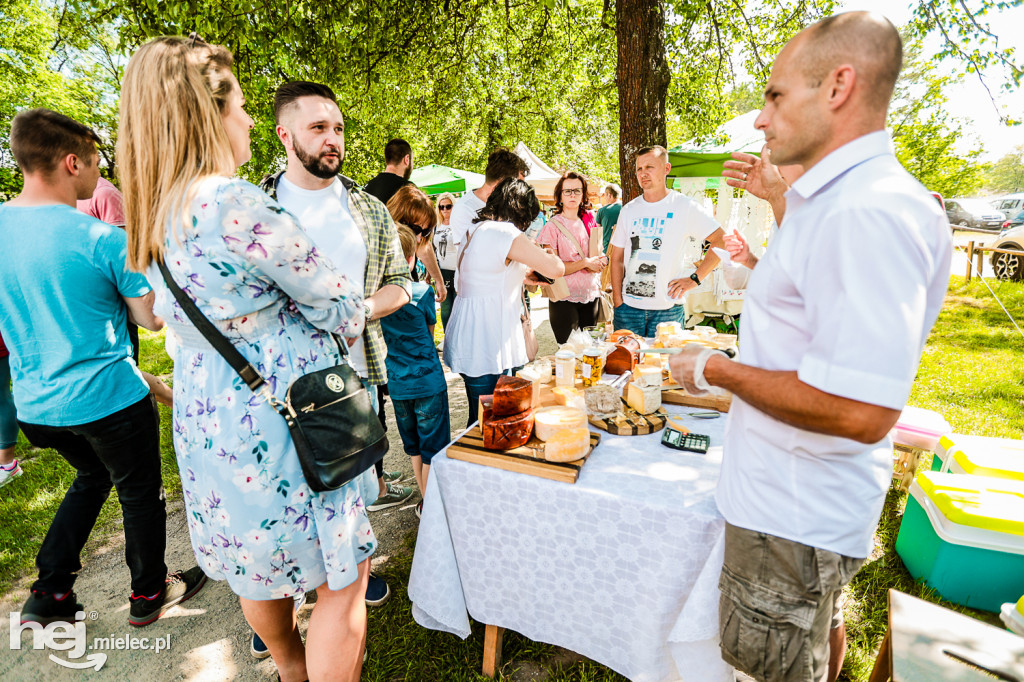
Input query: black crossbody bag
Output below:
<box><xmin>158</xmin><ymin>260</ymin><xmax>388</xmax><ymax>492</ymax></box>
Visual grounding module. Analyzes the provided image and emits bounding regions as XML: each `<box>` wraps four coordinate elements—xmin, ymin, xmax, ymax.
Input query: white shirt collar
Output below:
<box><xmin>789</xmin><ymin>130</ymin><xmax>894</xmax><ymax>201</ymax></box>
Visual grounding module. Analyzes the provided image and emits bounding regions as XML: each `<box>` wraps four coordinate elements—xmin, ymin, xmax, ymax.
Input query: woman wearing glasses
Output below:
<box><xmin>537</xmin><ymin>172</ymin><xmax>606</xmax><ymax>344</ymax></box>
<box><xmin>430</xmin><ymin>192</ymin><xmax>458</xmax><ymax>329</ymax></box>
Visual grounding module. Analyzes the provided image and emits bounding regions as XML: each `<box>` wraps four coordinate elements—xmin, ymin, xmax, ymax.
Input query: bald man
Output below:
<box><xmin>669</xmin><ymin>13</ymin><xmax>951</xmax><ymax>682</ymax></box>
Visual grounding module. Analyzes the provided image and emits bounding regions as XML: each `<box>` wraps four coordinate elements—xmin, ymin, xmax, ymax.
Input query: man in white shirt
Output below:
<box><xmin>669</xmin><ymin>13</ymin><xmax>951</xmax><ymax>682</ymax></box>
<box><xmin>449</xmin><ymin>148</ymin><xmax>530</xmax><ymax>247</ymax></box>
<box><xmin>609</xmin><ymin>146</ymin><xmax>725</xmax><ymax>337</ymax></box>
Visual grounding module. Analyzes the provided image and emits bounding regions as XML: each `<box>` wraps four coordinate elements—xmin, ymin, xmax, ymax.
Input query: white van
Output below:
<box><xmin>990</xmin><ymin>193</ymin><xmax>1024</xmax><ymax>215</ymax></box>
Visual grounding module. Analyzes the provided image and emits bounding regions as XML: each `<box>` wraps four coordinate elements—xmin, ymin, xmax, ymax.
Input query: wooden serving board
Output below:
<box><xmin>588</xmin><ymin>399</ymin><xmax>668</xmax><ymax>435</ymax></box>
<box><xmin>662</xmin><ymin>389</ymin><xmax>732</xmax><ymax>412</ymax></box>
<box><xmin>446</xmin><ymin>427</ymin><xmax>601</xmax><ymax>484</ymax></box>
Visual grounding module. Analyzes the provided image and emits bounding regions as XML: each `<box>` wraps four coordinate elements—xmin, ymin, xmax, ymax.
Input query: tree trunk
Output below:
<box><xmin>616</xmin><ymin>0</ymin><xmax>671</xmax><ymax>203</ymax></box>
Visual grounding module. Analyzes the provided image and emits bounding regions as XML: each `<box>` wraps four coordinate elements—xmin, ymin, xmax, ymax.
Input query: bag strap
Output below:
<box><xmin>456</xmin><ymin>223</ymin><xmax>477</xmax><ymax>275</ymax></box>
<box><xmin>156</xmin><ymin>259</ymin><xmax>348</xmax><ymax>402</ymax></box>
<box><xmin>552</xmin><ymin>215</ymin><xmax>588</xmax><ymax>259</ymax></box>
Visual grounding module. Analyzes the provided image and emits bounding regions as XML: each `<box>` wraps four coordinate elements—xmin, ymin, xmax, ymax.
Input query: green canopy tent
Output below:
<box><xmin>667</xmin><ymin>111</ymin><xmax>762</xmax><ymax>185</ymax></box>
<box><xmin>409</xmin><ymin>164</ymin><xmax>485</xmax><ymax>196</ymax></box>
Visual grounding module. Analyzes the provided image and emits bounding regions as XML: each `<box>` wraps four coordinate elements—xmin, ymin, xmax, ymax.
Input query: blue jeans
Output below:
<box><xmin>17</xmin><ymin>395</ymin><xmax>167</xmax><ymax>597</ymax></box>
<box><xmin>612</xmin><ymin>303</ymin><xmax>685</xmax><ymax>338</ymax></box>
<box><xmin>461</xmin><ymin>367</ymin><xmax>522</xmax><ymax>429</ymax></box>
<box><xmin>392</xmin><ymin>390</ymin><xmax>451</xmax><ymax>465</ymax></box>
<box><xmin>0</xmin><ymin>354</ymin><xmax>17</xmax><ymax>449</ymax></box>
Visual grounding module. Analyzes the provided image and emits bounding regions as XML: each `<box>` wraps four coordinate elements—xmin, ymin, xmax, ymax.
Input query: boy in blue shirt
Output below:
<box><xmin>380</xmin><ymin>225</ymin><xmax>451</xmax><ymax>516</ymax></box>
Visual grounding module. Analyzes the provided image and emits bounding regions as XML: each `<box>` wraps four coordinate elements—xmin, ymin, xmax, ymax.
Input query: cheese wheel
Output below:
<box><xmin>626</xmin><ymin>381</ymin><xmax>661</xmax><ymax>415</ymax></box>
<box><xmin>492</xmin><ymin>376</ymin><xmax>534</xmax><ymax>416</ymax></box>
<box><xmin>543</xmin><ymin>427</ymin><xmax>590</xmax><ymax>462</ymax></box>
<box><xmin>481</xmin><ymin>408</ymin><xmax>534</xmax><ymax>450</ymax></box>
<box><xmin>637</xmin><ymin>365</ymin><xmax>663</xmax><ymax>388</ymax></box>
<box><xmin>551</xmin><ymin>387</ymin><xmax>586</xmax><ymax>411</ymax></box>
<box><xmin>534</xmin><ymin>406</ymin><xmax>588</xmax><ymax>441</ymax></box>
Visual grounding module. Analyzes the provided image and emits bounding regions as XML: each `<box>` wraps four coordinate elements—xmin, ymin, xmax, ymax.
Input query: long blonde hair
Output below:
<box><xmin>118</xmin><ymin>36</ymin><xmax>237</xmax><ymax>271</ymax></box>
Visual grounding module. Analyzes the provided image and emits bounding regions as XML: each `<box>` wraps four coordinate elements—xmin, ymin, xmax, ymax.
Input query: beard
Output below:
<box><xmin>403</xmin><ymin>164</ymin><xmax>412</xmax><ymax>180</ymax></box>
<box><xmin>293</xmin><ymin>139</ymin><xmax>343</xmax><ymax>179</ymax></box>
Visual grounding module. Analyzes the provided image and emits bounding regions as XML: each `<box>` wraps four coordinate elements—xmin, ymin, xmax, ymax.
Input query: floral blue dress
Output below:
<box><xmin>148</xmin><ymin>176</ymin><xmax>377</xmax><ymax>600</ymax></box>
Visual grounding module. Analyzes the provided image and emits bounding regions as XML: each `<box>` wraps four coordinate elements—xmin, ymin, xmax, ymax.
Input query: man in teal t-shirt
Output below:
<box><xmin>0</xmin><ymin>109</ymin><xmax>205</xmax><ymax>628</ymax></box>
<box><xmin>596</xmin><ymin>182</ymin><xmax>622</xmax><ymax>253</ymax></box>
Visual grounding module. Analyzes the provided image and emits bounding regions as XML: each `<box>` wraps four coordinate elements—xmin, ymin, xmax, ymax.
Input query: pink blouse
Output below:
<box><xmin>537</xmin><ymin>214</ymin><xmax>602</xmax><ymax>304</ymax></box>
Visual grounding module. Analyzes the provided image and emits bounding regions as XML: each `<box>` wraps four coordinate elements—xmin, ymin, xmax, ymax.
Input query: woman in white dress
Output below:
<box><xmin>442</xmin><ymin>179</ymin><xmax>563</xmax><ymax>427</ymax></box>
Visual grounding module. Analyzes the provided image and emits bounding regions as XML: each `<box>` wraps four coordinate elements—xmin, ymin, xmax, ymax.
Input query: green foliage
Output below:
<box><xmin>985</xmin><ymin>144</ymin><xmax>1024</xmax><ymax>193</ymax></box>
<box><xmin>889</xmin><ymin>38</ymin><xmax>991</xmax><ymax>198</ymax></box>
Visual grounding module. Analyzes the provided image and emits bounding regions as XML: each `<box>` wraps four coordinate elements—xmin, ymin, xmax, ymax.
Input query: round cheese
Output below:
<box><xmin>534</xmin><ymin>406</ymin><xmax>588</xmax><ymax>441</ymax></box>
<box><xmin>543</xmin><ymin>427</ymin><xmax>590</xmax><ymax>462</ymax></box>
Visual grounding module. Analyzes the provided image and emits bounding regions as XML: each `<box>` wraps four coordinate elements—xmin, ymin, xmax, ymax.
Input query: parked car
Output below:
<box><xmin>990</xmin><ymin>193</ymin><xmax>1024</xmax><ymax>216</ymax></box>
<box><xmin>1001</xmin><ymin>208</ymin><xmax>1024</xmax><ymax>231</ymax></box>
<box><xmin>992</xmin><ymin>223</ymin><xmax>1024</xmax><ymax>281</ymax></box>
<box><xmin>945</xmin><ymin>198</ymin><xmax>1005</xmax><ymax>230</ymax></box>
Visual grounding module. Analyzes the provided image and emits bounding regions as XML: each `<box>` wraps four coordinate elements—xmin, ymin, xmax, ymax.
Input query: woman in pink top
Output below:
<box><xmin>537</xmin><ymin>171</ymin><xmax>606</xmax><ymax>343</ymax></box>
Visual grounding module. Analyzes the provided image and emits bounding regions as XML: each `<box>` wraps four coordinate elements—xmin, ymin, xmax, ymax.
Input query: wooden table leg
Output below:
<box><xmin>482</xmin><ymin>624</ymin><xmax>505</xmax><ymax>678</ymax></box>
<box><xmin>868</xmin><ymin>628</ymin><xmax>892</xmax><ymax>682</ymax></box>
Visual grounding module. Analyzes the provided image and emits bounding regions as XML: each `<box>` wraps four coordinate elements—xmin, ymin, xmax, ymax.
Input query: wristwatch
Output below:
<box><xmin>689</xmin><ymin>272</ymin><xmax>702</xmax><ymax>286</ymax></box>
<box><xmin>363</xmin><ymin>303</ymin><xmax>373</xmax><ymax>322</ymax></box>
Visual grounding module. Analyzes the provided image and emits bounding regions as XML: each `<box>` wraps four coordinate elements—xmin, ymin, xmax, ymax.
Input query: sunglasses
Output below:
<box><xmin>438</xmin><ymin>204</ymin><xmax>453</xmax><ymax>211</ymax></box>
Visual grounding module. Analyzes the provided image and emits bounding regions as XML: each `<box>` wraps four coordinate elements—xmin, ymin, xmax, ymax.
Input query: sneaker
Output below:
<box><xmin>367</xmin><ymin>483</ymin><xmax>414</xmax><ymax>512</ymax></box>
<box><xmin>365</xmin><ymin>574</ymin><xmax>391</xmax><ymax>607</ymax></box>
<box><xmin>381</xmin><ymin>470</ymin><xmax>407</xmax><ymax>485</ymax></box>
<box><xmin>129</xmin><ymin>567</ymin><xmax>208</xmax><ymax>627</ymax></box>
<box><xmin>415</xmin><ymin>500</ymin><xmax>422</xmax><ymax>519</ymax></box>
<box><xmin>20</xmin><ymin>589</ymin><xmax>83</xmax><ymax>625</ymax></box>
<box><xmin>250</xmin><ymin>592</ymin><xmax>306</xmax><ymax>659</ymax></box>
<box><xmin>0</xmin><ymin>460</ymin><xmax>23</xmax><ymax>489</ymax></box>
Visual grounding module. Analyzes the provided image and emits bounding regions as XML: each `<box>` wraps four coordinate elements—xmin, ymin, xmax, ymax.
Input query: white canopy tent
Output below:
<box><xmin>514</xmin><ymin>141</ymin><xmax>561</xmax><ymax>203</ymax></box>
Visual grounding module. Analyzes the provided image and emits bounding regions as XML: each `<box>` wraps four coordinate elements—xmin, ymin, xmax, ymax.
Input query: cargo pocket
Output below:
<box><xmin>719</xmin><ymin>567</ymin><xmax>819</xmax><ymax>682</ymax></box>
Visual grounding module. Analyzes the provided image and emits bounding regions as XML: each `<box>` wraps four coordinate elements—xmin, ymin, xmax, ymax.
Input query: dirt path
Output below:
<box><xmin>1</xmin><ymin>301</ymin><xmax>559</xmax><ymax>681</ymax></box>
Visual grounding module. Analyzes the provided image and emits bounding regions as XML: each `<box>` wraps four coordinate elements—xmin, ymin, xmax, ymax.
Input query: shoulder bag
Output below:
<box><xmin>458</xmin><ymin>223</ymin><xmax>538</xmax><ymax>362</ymax></box>
<box><xmin>551</xmin><ymin>216</ymin><xmax>615</xmax><ymax>325</ymax></box>
<box><xmin>157</xmin><ymin>260</ymin><xmax>388</xmax><ymax>493</ymax></box>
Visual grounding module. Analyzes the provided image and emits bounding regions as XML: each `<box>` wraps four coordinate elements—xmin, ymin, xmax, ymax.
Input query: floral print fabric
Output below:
<box><xmin>148</xmin><ymin>176</ymin><xmax>377</xmax><ymax>600</ymax></box>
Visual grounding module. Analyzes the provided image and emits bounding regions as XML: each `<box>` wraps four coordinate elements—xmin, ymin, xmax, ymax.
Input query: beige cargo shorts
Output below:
<box><xmin>718</xmin><ymin>523</ymin><xmax>864</xmax><ymax>682</ymax></box>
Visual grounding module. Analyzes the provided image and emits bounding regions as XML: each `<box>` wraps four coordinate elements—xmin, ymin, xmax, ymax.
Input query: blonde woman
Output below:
<box><xmin>118</xmin><ymin>37</ymin><xmax>375</xmax><ymax>681</ymax></box>
<box><xmin>430</xmin><ymin>191</ymin><xmax>458</xmax><ymax>328</ymax></box>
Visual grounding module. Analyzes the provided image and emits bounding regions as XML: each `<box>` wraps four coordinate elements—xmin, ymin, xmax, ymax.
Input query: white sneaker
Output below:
<box><xmin>0</xmin><ymin>460</ymin><xmax>22</xmax><ymax>489</ymax></box>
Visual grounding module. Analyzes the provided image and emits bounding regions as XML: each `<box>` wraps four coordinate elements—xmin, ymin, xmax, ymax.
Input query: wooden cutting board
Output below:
<box><xmin>661</xmin><ymin>389</ymin><xmax>732</xmax><ymax>412</ymax></box>
<box><xmin>588</xmin><ymin>399</ymin><xmax>668</xmax><ymax>435</ymax></box>
<box><xmin>446</xmin><ymin>427</ymin><xmax>601</xmax><ymax>484</ymax></box>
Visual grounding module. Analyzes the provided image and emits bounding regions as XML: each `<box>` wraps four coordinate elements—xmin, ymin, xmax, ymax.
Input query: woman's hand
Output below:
<box><xmin>724</xmin><ymin>230</ymin><xmax>755</xmax><ymax>269</ymax></box>
<box><xmin>584</xmin><ymin>256</ymin><xmax>606</xmax><ymax>273</ymax></box>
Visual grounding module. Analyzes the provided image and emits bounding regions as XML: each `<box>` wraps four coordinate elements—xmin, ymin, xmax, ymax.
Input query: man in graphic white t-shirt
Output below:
<box><xmin>609</xmin><ymin>146</ymin><xmax>725</xmax><ymax>337</ymax></box>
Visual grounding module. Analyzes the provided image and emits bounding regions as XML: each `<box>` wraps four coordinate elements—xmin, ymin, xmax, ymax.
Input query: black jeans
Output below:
<box><xmin>19</xmin><ymin>395</ymin><xmax>167</xmax><ymax>598</ymax></box>
<box><xmin>548</xmin><ymin>298</ymin><xmax>600</xmax><ymax>344</ymax></box>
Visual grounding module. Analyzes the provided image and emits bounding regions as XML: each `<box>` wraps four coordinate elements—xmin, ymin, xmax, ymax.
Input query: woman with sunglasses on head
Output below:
<box><xmin>118</xmin><ymin>36</ymin><xmax>376</xmax><ymax>681</ymax></box>
<box><xmin>386</xmin><ymin>184</ymin><xmax>443</xmax><ymax>297</ymax></box>
<box><xmin>537</xmin><ymin>171</ymin><xmax>606</xmax><ymax>344</ymax></box>
<box><xmin>430</xmin><ymin>192</ymin><xmax>458</xmax><ymax>329</ymax></box>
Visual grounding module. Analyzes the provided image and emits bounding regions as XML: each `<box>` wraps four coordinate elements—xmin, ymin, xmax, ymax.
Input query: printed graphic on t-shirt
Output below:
<box><xmin>623</xmin><ymin>211</ymin><xmax>700</xmax><ymax>299</ymax></box>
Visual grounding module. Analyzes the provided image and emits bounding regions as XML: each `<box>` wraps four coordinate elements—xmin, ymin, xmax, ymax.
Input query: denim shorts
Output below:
<box><xmin>612</xmin><ymin>303</ymin><xmax>684</xmax><ymax>338</ymax></box>
<box><xmin>718</xmin><ymin>523</ymin><xmax>864</xmax><ymax>682</ymax></box>
<box><xmin>392</xmin><ymin>389</ymin><xmax>451</xmax><ymax>465</ymax></box>
<box><xmin>0</xmin><ymin>355</ymin><xmax>18</xmax><ymax>450</ymax></box>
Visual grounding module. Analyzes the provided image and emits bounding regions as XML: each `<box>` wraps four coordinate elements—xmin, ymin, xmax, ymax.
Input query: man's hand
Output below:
<box><xmin>724</xmin><ymin>229</ymin><xmax>758</xmax><ymax>270</ymax></box>
<box><xmin>722</xmin><ymin>146</ymin><xmax>787</xmax><ymax>202</ymax></box>
<box><xmin>668</xmin><ymin>345</ymin><xmax>711</xmax><ymax>395</ymax></box>
<box><xmin>667</xmin><ymin>276</ymin><xmax>699</xmax><ymax>300</ymax></box>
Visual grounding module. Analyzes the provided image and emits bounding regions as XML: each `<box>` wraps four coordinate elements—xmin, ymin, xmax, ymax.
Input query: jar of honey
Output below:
<box><xmin>580</xmin><ymin>347</ymin><xmax>605</xmax><ymax>387</ymax></box>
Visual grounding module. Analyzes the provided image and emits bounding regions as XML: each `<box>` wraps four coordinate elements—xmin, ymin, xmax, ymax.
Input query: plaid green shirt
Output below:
<box><xmin>260</xmin><ymin>171</ymin><xmax>412</xmax><ymax>385</ymax></box>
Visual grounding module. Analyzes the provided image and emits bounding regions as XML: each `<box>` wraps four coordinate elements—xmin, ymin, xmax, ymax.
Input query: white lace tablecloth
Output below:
<box><xmin>408</xmin><ymin>405</ymin><xmax>733</xmax><ymax>682</ymax></box>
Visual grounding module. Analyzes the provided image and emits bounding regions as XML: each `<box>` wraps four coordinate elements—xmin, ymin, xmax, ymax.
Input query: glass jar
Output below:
<box><xmin>580</xmin><ymin>347</ymin><xmax>604</xmax><ymax>387</ymax></box>
<box><xmin>554</xmin><ymin>350</ymin><xmax>576</xmax><ymax>388</ymax></box>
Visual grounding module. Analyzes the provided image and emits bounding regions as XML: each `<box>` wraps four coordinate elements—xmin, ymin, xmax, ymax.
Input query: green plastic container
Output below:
<box><xmin>896</xmin><ymin>472</ymin><xmax>1024</xmax><ymax>612</ymax></box>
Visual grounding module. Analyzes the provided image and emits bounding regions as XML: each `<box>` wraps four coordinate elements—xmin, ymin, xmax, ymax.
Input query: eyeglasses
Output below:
<box><xmin>561</xmin><ymin>188</ymin><xmax>583</xmax><ymax>197</ymax></box>
<box><xmin>187</xmin><ymin>31</ymin><xmax>206</xmax><ymax>48</ymax></box>
<box><xmin>438</xmin><ymin>204</ymin><xmax>453</xmax><ymax>211</ymax></box>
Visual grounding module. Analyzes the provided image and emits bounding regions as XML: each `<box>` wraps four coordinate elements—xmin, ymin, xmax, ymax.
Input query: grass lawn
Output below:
<box><xmin>1</xmin><ymin>276</ymin><xmax>1021</xmax><ymax>680</ymax></box>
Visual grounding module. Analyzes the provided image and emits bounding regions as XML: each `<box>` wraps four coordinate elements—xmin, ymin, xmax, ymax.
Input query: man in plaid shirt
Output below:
<box><xmin>258</xmin><ymin>81</ymin><xmax>412</xmax><ymax>632</ymax></box>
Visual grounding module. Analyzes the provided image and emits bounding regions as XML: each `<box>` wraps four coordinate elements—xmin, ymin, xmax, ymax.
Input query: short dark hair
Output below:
<box><xmin>636</xmin><ymin>146</ymin><xmax>669</xmax><ymax>164</ymax></box>
<box><xmin>553</xmin><ymin>171</ymin><xmax>590</xmax><ymax>220</ymax></box>
<box><xmin>10</xmin><ymin>108</ymin><xmax>100</xmax><ymax>174</ymax></box>
<box><xmin>273</xmin><ymin>81</ymin><xmax>338</xmax><ymax>123</ymax></box>
<box><xmin>484</xmin><ymin>148</ymin><xmax>529</xmax><ymax>184</ymax></box>
<box><xmin>473</xmin><ymin>178</ymin><xmax>540</xmax><ymax>232</ymax></box>
<box><xmin>384</xmin><ymin>138</ymin><xmax>411</xmax><ymax>165</ymax></box>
